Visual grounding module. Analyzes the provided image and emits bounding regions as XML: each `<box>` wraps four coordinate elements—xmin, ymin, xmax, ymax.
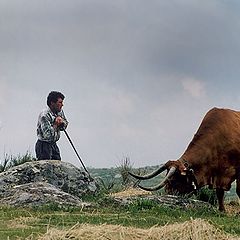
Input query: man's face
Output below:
<box><xmin>51</xmin><ymin>98</ymin><xmax>64</xmax><ymax>113</ymax></box>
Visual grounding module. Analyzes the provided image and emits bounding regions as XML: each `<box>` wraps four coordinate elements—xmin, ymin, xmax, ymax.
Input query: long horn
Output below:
<box><xmin>138</xmin><ymin>167</ymin><xmax>176</xmax><ymax>191</ymax></box>
<box><xmin>128</xmin><ymin>164</ymin><xmax>167</xmax><ymax>180</ymax></box>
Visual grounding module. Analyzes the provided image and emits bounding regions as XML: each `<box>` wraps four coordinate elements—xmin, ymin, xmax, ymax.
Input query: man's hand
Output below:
<box><xmin>54</xmin><ymin>116</ymin><xmax>64</xmax><ymax>128</ymax></box>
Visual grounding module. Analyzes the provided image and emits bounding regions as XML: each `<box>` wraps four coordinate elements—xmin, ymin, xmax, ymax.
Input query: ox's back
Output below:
<box><xmin>186</xmin><ymin>107</ymin><xmax>240</xmax><ymax>153</ymax></box>
<box><xmin>182</xmin><ymin>107</ymin><xmax>240</xmax><ymax>190</ymax></box>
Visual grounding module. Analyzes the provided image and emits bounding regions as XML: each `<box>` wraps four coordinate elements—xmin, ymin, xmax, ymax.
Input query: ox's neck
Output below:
<box><xmin>182</xmin><ymin>143</ymin><xmax>211</xmax><ymax>166</ymax></box>
<box><xmin>180</xmin><ymin>140</ymin><xmax>215</xmax><ymax>187</ymax></box>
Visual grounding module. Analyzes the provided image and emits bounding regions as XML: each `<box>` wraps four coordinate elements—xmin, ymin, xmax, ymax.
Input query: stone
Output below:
<box><xmin>113</xmin><ymin>194</ymin><xmax>212</xmax><ymax>209</ymax></box>
<box><xmin>0</xmin><ymin>160</ymin><xmax>98</xmax><ymax>207</ymax></box>
<box><xmin>0</xmin><ymin>181</ymin><xmax>87</xmax><ymax>207</ymax></box>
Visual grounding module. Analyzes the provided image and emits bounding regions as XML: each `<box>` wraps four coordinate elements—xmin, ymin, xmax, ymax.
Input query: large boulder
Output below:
<box><xmin>0</xmin><ymin>160</ymin><xmax>98</xmax><ymax>207</ymax></box>
<box><xmin>0</xmin><ymin>182</ymin><xmax>86</xmax><ymax>207</ymax></box>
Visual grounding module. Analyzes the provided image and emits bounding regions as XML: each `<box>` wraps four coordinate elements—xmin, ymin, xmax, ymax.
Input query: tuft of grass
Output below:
<box><xmin>0</xmin><ymin>151</ymin><xmax>36</xmax><ymax>172</ymax></box>
<box><xmin>117</xmin><ymin>157</ymin><xmax>133</xmax><ymax>186</ymax></box>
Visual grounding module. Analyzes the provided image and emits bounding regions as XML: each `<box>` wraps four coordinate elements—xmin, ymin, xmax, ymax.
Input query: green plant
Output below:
<box><xmin>95</xmin><ymin>175</ymin><xmax>117</xmax><ymax>193</ymax></box>
<box><xmin>0</xmin><ymin>151</ymin><xmax>36</xmax><ymax>172</ymax></box>
<box><xmin>195</xmin><ymin>187</ymin><xmax>218</xmax><ymax>205</ymax></box>
<box><xmin>129</xmin><ymin>198</ymin><xmax>159</xmax><ymax>211</ymax></box>
<box><xmin>117</xmin><ymin>157</ymin><xmax>133</xmax><ymax>186</ymax></box>
<box><xmin>0</xmin><ymin>157</ymin><xmax>8</xmax><ymax>172</ymax></box>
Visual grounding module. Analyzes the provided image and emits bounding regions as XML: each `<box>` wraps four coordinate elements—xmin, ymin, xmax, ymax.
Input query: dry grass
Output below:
<box><xmin>110</xmin><ymin>187</ymin><xmax>152</xmax><ymax>198</ymax></box>
<box><xmin>37</xmin><ymin>218</ymin><xmax>240</xmax><ymax>240</ymax></box>
<box><xmin>225</xmin><ymin>201</ymin><xmax>240</xmax><ymax>215</ymax></box>
<box><xmin>7</xmin><ymin>216</ymin><xmax>39</xmax><ymax>229</ymax></box>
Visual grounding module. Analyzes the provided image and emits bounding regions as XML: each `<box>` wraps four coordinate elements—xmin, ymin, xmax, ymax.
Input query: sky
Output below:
<box><xmin>1</xmin><ymin>0</ymin><xmax>240</xmax><ymax>168</ymax></box>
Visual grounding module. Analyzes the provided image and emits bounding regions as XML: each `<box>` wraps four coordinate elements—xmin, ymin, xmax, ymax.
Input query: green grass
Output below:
<box><xmin>0</xmin><ymin>196</ymin><xmax>239</xmax><ymax>240</ymax></box>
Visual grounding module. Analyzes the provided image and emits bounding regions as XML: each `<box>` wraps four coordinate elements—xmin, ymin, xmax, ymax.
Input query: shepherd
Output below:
<box><xmin>35</xmin><ymin>91</ymin><xmax>68</xmax><ymax>160</ymax></box>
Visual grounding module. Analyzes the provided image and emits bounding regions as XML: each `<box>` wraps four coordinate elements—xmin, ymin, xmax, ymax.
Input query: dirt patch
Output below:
<box><xmin>37</xmin><ymin>218</ymin><xmax>239</xmax><ymax>240</ymax></box>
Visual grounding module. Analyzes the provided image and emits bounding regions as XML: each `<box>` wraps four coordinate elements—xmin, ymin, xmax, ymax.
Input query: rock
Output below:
<box><xmin>0</xmin><ymin>160</ymin><xmax>98</xmax><ymax>207</ymax></box>
<box><xmin>0</xmin><ymin>181</ymin><xmax>91</xmax><ymax>207</ymax></box>
<box><xmin>113</xmin><ymin>194</ymin><xmax>213</xmax><ymax>209</ymax></box>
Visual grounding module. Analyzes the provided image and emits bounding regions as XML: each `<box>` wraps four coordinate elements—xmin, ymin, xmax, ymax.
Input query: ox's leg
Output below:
<box><xmin>216</xmin><ymin>188</ymin><xmax>225</xmax><ymax>212</ymax></box>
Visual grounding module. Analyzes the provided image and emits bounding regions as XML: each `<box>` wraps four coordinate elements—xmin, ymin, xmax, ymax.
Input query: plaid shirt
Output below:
<box><xmin>36</xmin><ymin>107</ymin><xmax>68</xmax><ymax>142</ymax></box>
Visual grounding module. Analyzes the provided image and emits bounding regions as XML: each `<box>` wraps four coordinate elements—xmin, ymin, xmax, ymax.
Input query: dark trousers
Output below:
<box><xmin>35</xmin><ymin>140</ymin><xmax>61</xmax><ymax>160</ymax></box>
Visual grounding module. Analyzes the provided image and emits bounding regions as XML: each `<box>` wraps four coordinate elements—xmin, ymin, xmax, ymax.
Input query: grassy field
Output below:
<box><xmin>0</xmin><ymin>193</ymin><xmax>239</xmax><ymax>239</ymax></box>
<box><xmin>0</xmin><ymin>159</ymin><xmax>239</xmax><ymax>239</ymax></box>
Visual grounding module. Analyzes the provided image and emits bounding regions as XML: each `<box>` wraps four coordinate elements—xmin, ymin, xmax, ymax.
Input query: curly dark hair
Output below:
<box><xmin>47</xmin><ymin>91</ymin><xmax>65</xmax><ymax>107</ymax></box>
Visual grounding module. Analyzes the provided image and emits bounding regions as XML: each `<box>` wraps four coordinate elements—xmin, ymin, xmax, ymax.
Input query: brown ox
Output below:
<box><xmin>129</xmin><ymin>107</ymin><xmax>240</xmax><ymax>211</ymax></box>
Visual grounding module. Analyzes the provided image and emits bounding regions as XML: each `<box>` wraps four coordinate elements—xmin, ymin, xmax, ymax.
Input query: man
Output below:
<box><xmin>35</xmin><ymin>91</ymin><xmax>68</xmax><ymax>160</ymax></box>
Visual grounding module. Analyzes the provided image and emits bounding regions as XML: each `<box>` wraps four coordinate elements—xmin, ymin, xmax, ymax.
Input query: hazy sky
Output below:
<box><xmin>1</xmin><ymin>0</ymin><xmax>240</xmax><ymax>168</ymax></box>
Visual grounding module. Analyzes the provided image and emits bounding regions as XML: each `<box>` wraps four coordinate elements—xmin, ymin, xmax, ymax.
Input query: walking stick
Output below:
<box><xmin>63</xmin><ymin>129</ymin><xmax>91</xmax><ymax>178</ymax></box>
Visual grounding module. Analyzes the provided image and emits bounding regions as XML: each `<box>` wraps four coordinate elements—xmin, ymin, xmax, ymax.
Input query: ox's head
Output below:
<box><xmin>128</xmin><ymin>160</ymin><xmax>197</xmax><ymax>195</ymax></box>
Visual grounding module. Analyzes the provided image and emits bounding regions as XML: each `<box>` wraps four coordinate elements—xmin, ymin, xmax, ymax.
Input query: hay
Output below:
<box><xmin>225</xmin><ymin>201</ymin><xmax>240</xmax><ymax>215</ymax></box>
<box><xmin>37</xmin><ymin>218</ymin><xmax>240</xmax><ymax>240</ymax></box>
<box><xmin>110</xmin><ymin>187</ymin><xmax>152</xmax><ymax>198</ymax></box>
